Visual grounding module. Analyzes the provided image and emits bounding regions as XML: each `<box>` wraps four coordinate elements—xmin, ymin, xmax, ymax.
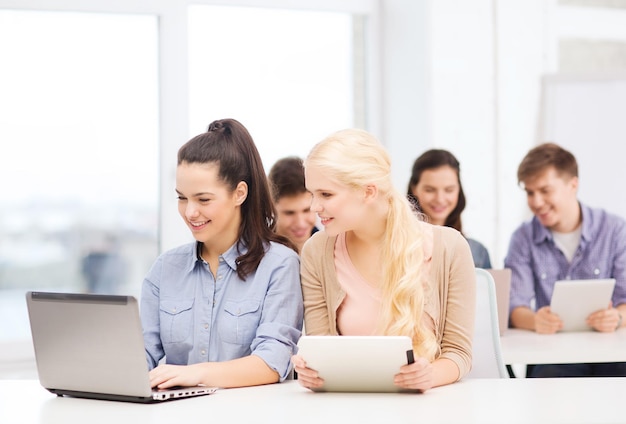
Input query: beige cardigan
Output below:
<box><xmin>300</xmin><ymin>223</ymin><xmax>476</xmax><ymax>380</ymax></box>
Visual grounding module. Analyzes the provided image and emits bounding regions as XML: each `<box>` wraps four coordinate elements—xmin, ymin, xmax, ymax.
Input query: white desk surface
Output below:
<box><xmin>501</xmin><ymin>327</ymin><xmax>626</xmax><ymax>365</ymax></box>
<box><xmin>2</xmin><ymin>378</ymin><xmax>626</xmax><ymax>424</ymax></box>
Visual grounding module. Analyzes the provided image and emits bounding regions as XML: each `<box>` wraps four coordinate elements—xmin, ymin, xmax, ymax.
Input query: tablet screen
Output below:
<box><xmin>550</xmin><ymin>279</ymin><xmax>615</xmax><ymax>332</ymax></box>
<box><xmin>296</xmin><ymin>335</ymin><xmax>415</xmax><ymax>393</ymax></box>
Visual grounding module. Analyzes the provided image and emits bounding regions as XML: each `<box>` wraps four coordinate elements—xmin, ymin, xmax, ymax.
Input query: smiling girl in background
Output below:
<box><xmin>407</xmin><ymin>149</ymin><xmax>492</xmax><ymax>269</ymax></box>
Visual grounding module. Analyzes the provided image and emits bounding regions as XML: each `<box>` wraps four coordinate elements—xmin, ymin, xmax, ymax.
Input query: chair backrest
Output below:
<box><xmin>466</xmin><ymin>268</ymin><xmax>509</xmax><ymax>378</ymax></box>
<box><xmin>485</xmin><ymin>268</ymin><xmax>511</xmax><ymax>336</ymax></box>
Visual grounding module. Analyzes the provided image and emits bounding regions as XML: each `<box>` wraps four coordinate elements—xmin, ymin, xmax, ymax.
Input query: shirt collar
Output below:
<box><xmin>532</xmin><ymin>201</ymin><xmax>589</xmax><ymax>244</ymax></box>
<box><xmin>192</xmin><ymin>240</ymin><xmax>245</xmax><ymax>273</ymax></box>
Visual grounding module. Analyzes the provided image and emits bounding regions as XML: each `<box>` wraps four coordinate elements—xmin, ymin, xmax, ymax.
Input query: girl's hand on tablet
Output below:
<box><xmin>394</xmin><ymin>357</ymin><xmax>433</xmax><ymax>393</ymax></box>
<box><xmin>291</xmin><ymin>354</ymin><xmax>324</xmax><ymax>389</ymax></box>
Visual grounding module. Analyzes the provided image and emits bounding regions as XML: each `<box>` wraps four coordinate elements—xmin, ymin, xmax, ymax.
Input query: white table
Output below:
<box><xmin>501</xmin><ymin>327</ymin><xmax>626</xmax><ymax>365</ymax></box>
<box><xmin>2</xmin><ymin>378</ymin><xmax>626</xmax><ymax>424</ymax></box>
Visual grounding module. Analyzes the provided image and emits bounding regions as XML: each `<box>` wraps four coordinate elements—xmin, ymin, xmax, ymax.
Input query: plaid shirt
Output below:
<box><xmin>505</xmin><ymin>203</ymin><xmax>626</xmax><ymax>313</ymax></box>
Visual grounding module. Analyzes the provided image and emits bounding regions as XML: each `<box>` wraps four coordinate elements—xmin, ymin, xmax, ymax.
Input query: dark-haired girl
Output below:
<box><xmin>141</xmin><ymin>119</ymin><xmax>303</xmax><ymax>389</ymax></box>
<box><xmin>407</xmin><ymin>149</ymin><xmax>491</xmax><ymax>268</ymax></box>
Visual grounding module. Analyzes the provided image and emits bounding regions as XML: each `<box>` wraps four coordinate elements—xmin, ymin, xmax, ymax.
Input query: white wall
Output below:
<box><xmin>429</xmin><ymin>0</ymin><xmax>499</xmax><ymax>262</ymax></box>
<box><xmin>381</xmin><ymin>0</ymin><xmax>553</xmax><ymax>267</ymax></box>
<box><xmin>493</xmin><ymin>0</ymin><xmax>554</xmax><ymax>266</ymax></box>
<box><xmin>379</xmin><ymin>0</ymin><xmax>431</xmax><ymax>191</ymax></box>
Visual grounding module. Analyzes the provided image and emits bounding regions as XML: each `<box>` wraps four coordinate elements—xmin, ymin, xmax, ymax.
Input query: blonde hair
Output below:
<box><xmin>304</xmin><ymin>129</ymin><xmax>438</xmax><ymax>360</ymax></box>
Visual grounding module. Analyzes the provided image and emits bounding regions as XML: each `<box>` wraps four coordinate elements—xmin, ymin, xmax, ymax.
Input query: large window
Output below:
<box><xmin>0</xmin><ymin>10</ymin><xmax>159</xmax><ymax>344</ymax></box>
<box><xmin>0</xmin><ymin>1</ymin><xmax>374</xmax><ymax>379</ymax></box>
<box><xmin>188</xmin><ymin>5</ymin><xmax>361</xmax><ymax>170</ymax></box>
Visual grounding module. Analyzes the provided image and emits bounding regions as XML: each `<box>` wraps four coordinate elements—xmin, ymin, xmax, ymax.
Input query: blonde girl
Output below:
<box><xmin>292</xmin><ymin>129</ymin><xmax>475</xmax><ymax>392</ymax></box>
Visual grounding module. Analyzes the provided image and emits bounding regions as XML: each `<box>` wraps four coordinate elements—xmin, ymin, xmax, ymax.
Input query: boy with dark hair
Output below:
<box><xmin>268</xmin><ymin>156</ymin><xmax>318</xmax><ymax>253</ymax></box>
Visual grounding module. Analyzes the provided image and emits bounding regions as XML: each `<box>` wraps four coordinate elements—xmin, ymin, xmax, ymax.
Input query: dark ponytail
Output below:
<box><xmin>178</xmin><ymin>118</ymin><xmax>296</xmax><ymax>279</ymax></box>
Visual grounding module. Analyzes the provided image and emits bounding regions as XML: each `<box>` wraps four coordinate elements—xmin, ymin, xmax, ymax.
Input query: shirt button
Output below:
<box><xmin>217</xmin><ymin>274</ymin><xmax>223</xmax><ymax>280</ymax></box>
<box><xmin>541</xmin><ymin>273</ymin><xmax>547</xmax><ymax>280</ymax></box>
<box><xmin>219</xmin><ymin>257</ymin><xmax>224</xmax><ymax>262</ymax></box>
<box><xmin>201</xmin><ymin>350</ymin><xmax>206</xmax><ymax>356</ymax></box>
<box><xmin>594</xmin><ymin>268</ymin><xmax>600</xmax><ymax>275</ymax></box>
<box><xmin>204</xmin><ymin>323</ymin><xmax>209</xmax><ymax>330</ymax></box>
<box><xmin>172</xmin><ymin>307</ymin><xmax>177</xmax><ymax>312</ymax></box>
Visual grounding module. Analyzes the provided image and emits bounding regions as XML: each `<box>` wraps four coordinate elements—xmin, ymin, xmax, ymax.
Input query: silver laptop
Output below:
<box><xmin>296</xmin><ymin>335</ymin><xmax>416</xmax><ymax>393</ymax></box>
<box><xmin>486</xmin><ymin>268</ymin><xmax>512</xmax><ymax>335</ymax></box>
<box><xmin>26</xmin><ymin>291</ymin><xmax>217</xmax><ymax>403</ymax></box>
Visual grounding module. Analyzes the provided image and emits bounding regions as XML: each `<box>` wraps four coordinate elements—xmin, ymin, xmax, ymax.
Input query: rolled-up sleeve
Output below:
<box><xmin>140</xmin><ymin>257</ymin><xmax>164</xmax><ymax>370</ymax></box>
<box><xmin>250</xmin><ymin>250</ymin><xmax>304</xmax><ymax>381</ymax></box>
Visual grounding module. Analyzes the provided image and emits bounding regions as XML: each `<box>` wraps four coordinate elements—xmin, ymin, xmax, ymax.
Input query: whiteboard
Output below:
<box><xmin>541</xmin><ymin>75</ymin><xmax>626</xmax><ymax>219</ymax></box>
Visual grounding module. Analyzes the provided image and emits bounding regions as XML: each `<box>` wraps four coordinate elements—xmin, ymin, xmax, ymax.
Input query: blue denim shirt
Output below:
<box><xmin>140</xmin><ymin>240</ymin><xmax>303</xmax><ymax>381</ymax></box>
<box><xmin>505</xmin><ymin>203</ymin><xmax>626</xmax><ymax>314</ymax></box>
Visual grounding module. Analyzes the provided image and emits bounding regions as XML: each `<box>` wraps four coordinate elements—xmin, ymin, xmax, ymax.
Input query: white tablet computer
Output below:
<box><xmin>550</xmin><ymin>278</ymin><xmax>616</xmax><ymax>332</ymax></box>
<box><xmin>296</xmin><ymin>335</ymin><xmax>416</xmax><ymax>393</ymax></box>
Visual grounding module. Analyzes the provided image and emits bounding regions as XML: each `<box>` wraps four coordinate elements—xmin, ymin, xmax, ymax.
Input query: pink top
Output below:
<box><xmin>334</xmin><ymin>232</ymin><xmax>381</xmax><ymax>335</ymax></box>
<box><xmin>300</xmin><ymin>223</ymin><xmax>476</xmax><ymax>379</ymax></box>
<box><xmin>334</xmin><ymin>227</ymin><xmax>436</xmax><ymax>336</ymax></box>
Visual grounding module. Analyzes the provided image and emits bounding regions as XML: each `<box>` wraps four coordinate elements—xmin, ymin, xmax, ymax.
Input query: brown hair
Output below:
<box><xmin>267</xmin><ymin>156</ymin><xmax>307</xmax><ymax>203</ymax></box>
<box><xmin>517</xmin><ymin>143</ymin><xmax>578</xmax><ymax>185</ymax></box>
<box><xmin>407</xmin><ymin>149</ymin><xmax>466</xmax><ymax>233</ymax></box>
<box><xmin>178</xmin><ymin>118</ymin><xmax>297</xmax><ymax>279</ymax></box>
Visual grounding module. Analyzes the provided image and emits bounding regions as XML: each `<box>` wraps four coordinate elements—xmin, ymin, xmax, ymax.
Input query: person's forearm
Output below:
<box><xmin>195</xmin><ymin>355</ymin><xmax>279</xmax><ymax>388</ymax></box>
<box><xmin>432</xmin><ymin>357</ymin><xmax>460</xmax><ymax>388</ymax></box>
<box><xmin>510</xmin><ymin>306</ymin><xmax>536</xmax><ymax>330</ymax></box>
